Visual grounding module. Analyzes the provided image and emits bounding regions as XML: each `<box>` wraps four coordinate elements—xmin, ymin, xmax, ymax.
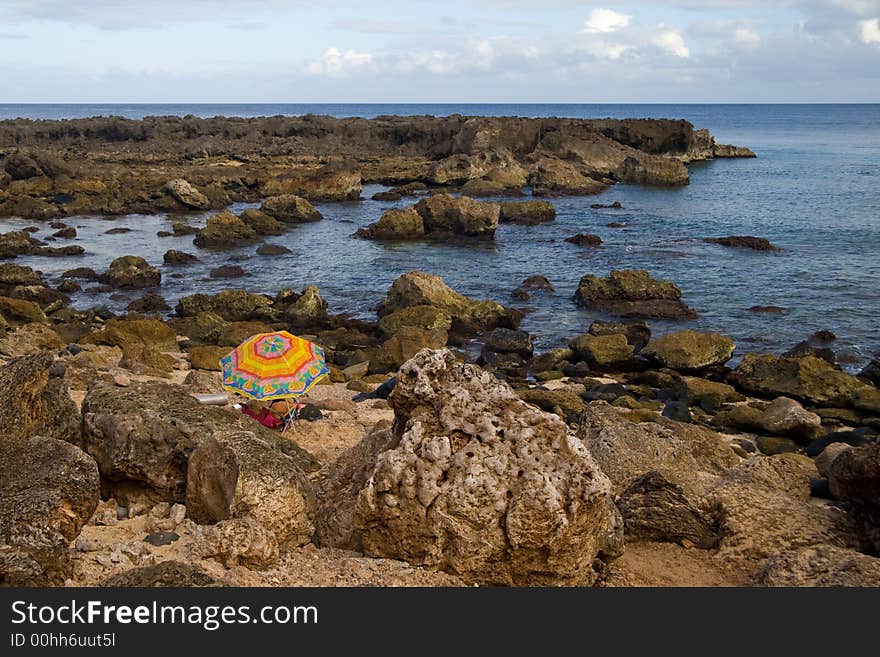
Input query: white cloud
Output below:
<box><xmin>733</xmin><ymin>28</ymin><xmax>761</xmax><ymax>47</ymax></box>
<box><xmin>654</xmin><ymin>29</ymin><xmax>690</xmax><ymax>57</ymax></box>
<box><xmin>861</xmin><ymin>17</ymin><xmax>880</xmax><ymax>42</ymax></box>
<box><xmin>306</xmin><ymin>47</ymin><xmax>374</xmax><ymax>78</ymax></box>
<box><xmin>584</xmin><ymin>8</ymin><xmax>632</xmax><ymax>34</ymax></box>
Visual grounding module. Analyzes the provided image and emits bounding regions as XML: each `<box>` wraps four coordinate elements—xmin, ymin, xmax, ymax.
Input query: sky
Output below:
<box><xmin>1</xmin><ymin>0</ymin><xmax>880</xmax><ymax>103</ymax></box>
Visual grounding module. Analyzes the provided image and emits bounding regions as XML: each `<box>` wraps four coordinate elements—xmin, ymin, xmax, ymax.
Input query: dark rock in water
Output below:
<box><xmin>520</xmin><ymin>275</ymin><xmax>554</xmax><ymax>291</ymax></box>
<box><xmin>565</xmin><ymin>233</ymin><xmax>602</xmax><ymax>247</ymax></box>
<box><xmin>805</xmin><ymin>428</ymin><xmax>873</xmax><ymax>457</ymax></box>
<box><xmin>256</xmin><ymin>244</ymin><xmax>292</xmax><ymax>256</ymax></box>
<box><xmin>156</xmin><ymin>231</ymin><xmax>173</xmax><ymax>237</ymax></box>
<box><xmin>662</xmin><ymin>401</ymin><xmax>691</xmax><ymax>423</ymax></box>
<box><xmin>784</xmin><ymin>340</ymin><xmax>837</xmax><ymax>365</ymax></box>
<box><xmin>511</xmin><ymin>287</ymin><xmax>529</xmax><ymax>301</ymax></box>
<box><xmin>591</xmin><ymin>201</ymin><xmax>622</xmax><ymax>209</ymax></box>
<box><xmin>484</xmin><ymin>328</ymin><xmax>533</xmax><ymax>358</ymax></box>
<box><xmin>616</xmin><ymin>471</ymin><xmax>716</xmax><ymax>548</ymax></box>
<box><xmin>499</xmin><ymin>200</ymin><xmax>556</xmax><ymax>225</ymax></box>
<box><xmin>52</xmin><ymin>226</ymin><xmax>76</xmax><ymax>239</ymax></box>
<box><xmin>861</xmin><ymin>354</ymin><xmax>880</xmax><ymax>386</ymax></box>
<box><xmin>812</xmin><ymin>330</ymin><xmax>837</xmax><ymax>342</ymax></box>
<box><xmin>23</xmin><ymin>226</ymin><xmax>39</xmax><ymax>233</ymax></box>
<box><xmin>756</xmin><ymin>435</ymin><xmax>800</xmax><ymax>455</ymax></box>
<box><xmin>127</xmin><ymin>292</ymin><xmax>170</xmax><ymax>313</ymax></box>
<box><xmin>748</xmin><ymin>305</ymin><xmax>786</xmax><ymax>314</ymax></box>
<box><xmin>574</xmin><ymin>269</ymin><xmax>697</xmax><ymax>320</ymax></box>
<box><xmin>100</xmin><ymin>561</ymin><xmax>224</xmax><ymax>587</ymax></box>
<box><xmin>104</xmin><ymin>227</ymin><xmax>132</xmax><ymax>235</ymax></box>
<box><xmin>371</xmin><ymin>190</ymin><xmax>402</xmax><ymax>201</ymax></box>
<box><xmin>0</xmin><ymin>435</ymin><xmax>100</xmax><ymax>585</ymax></box>
<box><xmin>209</xmin><ymin>265</ymin><xmax>246</xmax><ymax>279</ymax></box>
<box><xmin>588</xmin><ymin>319</ymin><xmax>651</xmax><ymax>351</ymax></box>
<box><xmin>607</xmin><ymin>221</ymin><xmax>626</xmax><ymax>228</ymax></box>
<box><xmin>705</xmin><ymin>236</ymin><xmax>779</xmax><ymax>251</ymax></box>
<box><xmin>57</xmin><ymin>278</ymin><xmax>81</xmax><ymax>293</ymax></box>
<box><xmin>810</xmin><ymin>478</ymin><xmax>834</xmax><ymax>499</ymax></box>
<box><xmin>298</xmin><ymin>404</ymin><xmax>323</xmax><ymax>421</ymax></box>
<box><xmin>171</xmin><ymin>222</ymin><xmax>198</xmax><ymax>236</ymax></box>
<box><xmin>143</xmin><ymin>531</ymin><xmax>179</xmax><ymax>546</ymax></box>
<box><xmin>100</xmin><ymin>255</ymin><xmax>161</xmax><ymax>289</ymax></box>
<box><xmin>163</xmin><ymin>249</ymin><xmax>198</xmax><ymax>266</ymax></box>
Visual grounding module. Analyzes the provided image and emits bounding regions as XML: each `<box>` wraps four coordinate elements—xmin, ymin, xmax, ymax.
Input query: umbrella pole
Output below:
<box><xmin>282</xmin><ymin>397</ymin><xmax>297</xmax><ymax>433</ymax></box>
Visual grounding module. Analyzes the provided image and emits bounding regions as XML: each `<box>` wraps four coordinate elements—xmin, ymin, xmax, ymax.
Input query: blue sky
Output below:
<box><xmin>2</xmin><ymin>0</ymin><xmax>879</xmax><ymax>102</ymax></box>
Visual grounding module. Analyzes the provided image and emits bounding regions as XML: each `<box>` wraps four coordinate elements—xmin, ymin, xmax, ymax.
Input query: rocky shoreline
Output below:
<box><xmin>3</xmin><ymin>115</ymin><xmax>879</xmax><ymax>588</ymax></box>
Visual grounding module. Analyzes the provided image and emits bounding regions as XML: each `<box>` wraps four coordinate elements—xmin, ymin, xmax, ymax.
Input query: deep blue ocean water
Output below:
<box><xmin>1</xmin><ymin>104</ymin><xmax>878</xmax><ymax>368</ymax></box>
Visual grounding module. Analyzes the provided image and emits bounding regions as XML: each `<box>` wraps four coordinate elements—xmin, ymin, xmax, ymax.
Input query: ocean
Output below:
<box><xmin>1</xmin><ymin>104</ymin><xmax>878</xmax><ymax>368</ymax></box>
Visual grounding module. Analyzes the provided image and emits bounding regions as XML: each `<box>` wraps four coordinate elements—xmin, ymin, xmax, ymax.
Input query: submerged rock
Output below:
<box><xmin>574</xmin><ymin>269</ymin><xmax>697</xmax><ymax>320</ymax></box>
<box><xmin>705</xmin><ymin>236</ymin><xmax>779</xmax><ymax>251</ymax></box>
<box><xmin>565</xmin><ymin>233</ymin><xmax>602</xmax><ymax>247</ymax></box>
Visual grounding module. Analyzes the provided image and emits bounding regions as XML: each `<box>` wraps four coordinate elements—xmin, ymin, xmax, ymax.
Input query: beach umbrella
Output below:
<box><xmin>220</xmin><ymin>330</ymin><xmax>329</xmax><ymax>402</ymax></box>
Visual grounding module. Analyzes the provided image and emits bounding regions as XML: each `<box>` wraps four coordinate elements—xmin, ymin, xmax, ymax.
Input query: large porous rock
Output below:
<box><xmin>569</xmin><ymin>333</ymin><xmax>634</xmax><ymax>368</ymax></box>
<box><xmin>0</xmin><ymin>231</ymin><xmax>36</xmax><ymax>259</ymax></box>
<box><xmin>0</xmin><ymin>351</ymin><xmax>81</xmax><ymax>445</ymax></box>
<box><xmin>322</xmin><ymin>349</ymin><xmax>622</xmax><ymax>585</ymax></box>
<box><xmin>574</xmin><ymin>270</ymin><xmax>697</xmax><ymax>319</ymax></box>
<box><xmin>193</xmin><ymin>210</ymin><xmax>259</xmax><ymax>248</ymax></box>
<box><xmin>642</xmin><ymin>330</ymin><xmax>735</xmax><ymax>370</ymax></box>
<box><xmin>378</xmin><ymin>271</ymin><xmax>520</xmax><ymax>336</ymax></box>
<box><xmin>755</xmin><ymin>545</ymin><xmax>880</xmax><ymax>587</ymax></box>
<box><xmin>578</xmin><ymin>401</ymin><xmax>739</xmax><ymax>497</ymax></box>
<box><xmin>260</xmin><ymin>194</ymin><xmax>323</xmax><ymax>223</ymax></box>
<box><xmin>616</xmin><ymin>471</ymin><xmax>717</xmax><ymax>549</ymax></box>
<box><xmin>175</xmin><ymin>289</ymin><xmax>273</xmax><ymax>322</ymax></box>
<box><xmin>356</xmin><ymin>207</ymin><xmax>425</xmax><ymax>240</ymax></box>
<box><xmin>708</xmin><ymin>454</ymin><xmax>861</xmax><ymax>567</ymax></box>
<box><xmin>262</xmin><ymin>166</ymin><xmax>361</xmax><ymax>201</ymax></box>
<box><xmin>164</xmin><ymin>179</ymin><xmax>210</xmax><ymax>210</ymax></box>
<box><xmin>732</xmin><ymin>353</ymin><xmax>865</xmax><ymax>406</ymax></box>
<box><xmin>0</xmin><ymin>262</ymin><xmax>43</xmax><ymax>287</ymax></box>
<box><xmin>756</xmin><ymin>396</ymin><xmax>822</xmax><ymax>439</ymax></box>
<box><xmin>0</xmin><ymin>323</ymin><xmax>64</xmax><ymax>357</ymax></box>
<box><xmin>81</xmin><ymin>381</ymin><xmax>318</xmax><ymax>504</ymax></box>
<box><xmin>499</xmin><ymin>200</ymin><xmax>556</xmax><ymax>225</ymax></box>
<box><xmin>413</xmin><ymin>194</ymin><xmax>500</xmax><ymax>238</ymax></box>
<box><xmin>82</xmin><ymin>317</ymin><xmax>178</xmax><ymax>352</ymax></box>
<box><xmin>186</xmin><ymin>431</ymin><xmax>315</xmax><ymax>549</ymax></box>
<box><xmin>0</xmin><ymin>435</ymin><xmax>99</xmax><ymax>586</ymax></box>
<box><xmin>99</xmin><ymin>255</ymin><xmax>161</xmax><ymax>289</ymax></box>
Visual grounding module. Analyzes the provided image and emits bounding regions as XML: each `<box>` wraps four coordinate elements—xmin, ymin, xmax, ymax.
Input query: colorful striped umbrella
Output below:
<box><xmin>220</xmin><ymin>330</ymin><xmax>329</xmax><ymax>401</ymax></box>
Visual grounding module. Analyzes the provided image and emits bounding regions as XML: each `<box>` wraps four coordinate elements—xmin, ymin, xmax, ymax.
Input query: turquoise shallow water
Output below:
<box><xmin>1</xmin><ymin>104</ymin><xmax>878</xmax><ymax>368</ymax></box>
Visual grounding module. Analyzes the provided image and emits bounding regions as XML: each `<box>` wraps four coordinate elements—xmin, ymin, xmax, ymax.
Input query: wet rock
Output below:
<box><xmin>327</xmin><ymin>349</ymin><xmax>621</xmax><ymax>585</ymax></box>
<box><xmin>52</xmin><ymin>226</ymin><xmax>76</xmax><ymax>239</ymax></box>
<box><xmin>484</xmin><ymin>328</ymin><xmax>533</xmax><ymax>358</ymax></box>
<box><xmin>61</xmin><ymin>266</ymin><xmax>98</xmax><ymax>280</ymax></box>
<box><xmin>256</xmin><ymin>243</ymin><xmax>292</xmax><ymax>256</ymax></box>
<box><xmin>100</xmin><ymin>561</ymin><xmax>224</xmax><ymax>587</ymax></box>
<box><xmin>104</xmin><ymin>227</ymin><xmax>132</xmax><ymax>235</ymax></box>
<box><xmin>565</xmin><ymin>233</ymin><xmax>602</xmax><ymax>247</ymax></box>
<box><xmin>749</xmin><ymin>305</ymin><xmax>786</xmax><ymax>314</ymax></box>
<box><xmin>588</xmin><ymin>319</ymin><xmax>651</xmax><ymax>351</ymax></box>
<box><xmin>705</xmin><ymin>236</ymin><xmax>779</xmax><ymax>251</ymax></box>
<box><xmin>260</xmin><ymin>194</ymin><xmax>322</xmax><ymax>223</ymax></box>
<box><xmin>164</xmin><ymin>179</ymin><xmax>210</xmax><ymax>210</ymax></box>
<box><xmin>56</xmin><ymin>279</ymin><xmax>80</xmax><ymax>294</ymax></box>
<box><xmin>100</xmin><ymin>255</ymin><xmax>161</xmax><ymax>289</ymax></box>
<box><xmin>239</xmin><ymin>208</ymin><xmax>285</xmax><ymax>236</ymax></box>
<box><xmin>0</xmin><ymin>263</ymin><xmax>43</xmax><ymax>287</ymax></box>
<box><xmin>498</xmin><ymin>200</ymin><xmax>556</xmax><ymax>225</ymax></box>
<box><xmin>127</xmin><ymin>292</ymin><xmax>170</xmax><ymax>313</ymax></box>
<box><xmin>209</xmin><ymin>264</ymin><xmax>246</xmax><ymax>279</ymax></box>
<box><xmin>193</xmin><ymin>210</ymin><xmax>259</xmax><ymax>249</ymax></box>
<box><xmin>592</xmin><ymin>201</ymin><xmax>622</xmax><ymax>209</ymax></box>
<box><xmin>356</xmin><ymin>207</ymin><xmax>425</xmax><ymax>240</ymax></box>
<box><xmin>187</xmin><ymin>430</ymin><xmax>315</xmax><ymax>548</ymax></box>
<box><xmin>579</xmin><ymin>401</ymin><xmax>738</xmax><ymax>496</ymax></box>
<box><xmin>642</xmin><ymin>330</ymin><xmax>735</xmax><ymax>370</ymax></box>
<box><xmin>574</xmin><ymin>269</ymin><xmax>697</xmax><ymax>320</ymax></box>
<box><xmin>0</xmin><ymin>351</ymin><xmax>81</xmax><ymax>445</ymax></box>
<box><xmin>379</xmin><ymin>271</ymin><xmax>520</xmax><ymax>336</ymax></box>
<box><xmin>756</xmin><ymin>545</ymin><xmax>880</xmax><ymax>586</ymax></box>
<box><xmin>784</xmin><ymin>340</ymin><xmax>837</xmax><ymax>365</ymax></box>
<box><xmin>176</xmin><ymin>289</ymin><xmax>273</xmax><ymax>322</ymax></box>
<box><xmin>414</xmin><ymin>193</ymin><xmax>499</xmax><ymax>238</ymax></box>
<box><xmin>733</xmin><ymin>353</ymin><xmax>865</xmax><ymax>406</ymax></box>
<box><xmin>617</xmin><ymin>471</ymin><xmax>716</xmax><ymax>548</ymax></box>
<box><xmin>569</xmin><ymin>333</ymin><xmax>634</xmax><ymax>368</ymax></box>
<box><xmin>81</xmin><ymin>380</ymin><xmax>318</xmax><ymax>504</ymax></box>
<box><xmin>0</xmin><ymin>435</ymin><xmax>99</xmax><ymax>585</ymax></box>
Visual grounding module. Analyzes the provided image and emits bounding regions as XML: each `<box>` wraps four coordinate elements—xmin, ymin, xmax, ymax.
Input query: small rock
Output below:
<box><xmin>143</xmin><ymin>531</ymin><xmax>179</xmax><ymax>547</ymax></box>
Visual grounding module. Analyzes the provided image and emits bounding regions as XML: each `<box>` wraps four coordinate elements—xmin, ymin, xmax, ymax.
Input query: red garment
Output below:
<box><xmin>240</xmin><ymin>405</ymin><xmax>283</xmax><ymax>429</ymax></box>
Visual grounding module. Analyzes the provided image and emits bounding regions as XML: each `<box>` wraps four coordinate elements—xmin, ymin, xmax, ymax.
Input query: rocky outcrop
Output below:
<box><xmin>642</xmin><ymin>330</ymin><xmax>735</xmax><ymax>370</ymax></box>
<box><xmin>186</xmin><ymin>431</ymin><xmax>315</xmax><ymax>549</ymax></box>
<box><xmin>356</xmin><ymin>207</ymin><xmax>425</xmax><ymax>240</ymax></box>
<box><xmin>732</xmin><ymin>353</ymin><xmax>865</xmax><ymax>406</ymax></box>
<box><xmin>164</xmin><ymin>179</ymin><xmax>210</xmax><ymax>210</ymax></box>
<box><xmin>319</xmin><ymin>349</ymin><xmax>622</xmax><ymax>585</ymax></box>
<box><xmin>0</xmin><ymin>435</ymin><xmax>99</xmax><ymax>585</ymax></box>
<box><xmin>239</xmin><ymin>208</ymin><xmax>285</xmax><ymax>235</ymax></box>
<box><xmin>379</xmin><ymin>271</ymin><xmax>520</xmax><ymax>336</ymax></box>
<box><xmin>574</xmin><ymin>270</ymin><xmax>697</xmax><ymax>319</ymax></box>
<box><xmin>80</xmin><ymin>380</ymin><xmax>318</xmax><ymax>504</ymax></box>
<box><xmin>99</xmin><ymin>255</ymin><xmax>161</xmax><ymax>289</ymax></box>
<box><xmin>259</xmin><ymin>194</ymin><xmax>322</xmax><ymax>223</ymax></box>
<box><xmin>262</xmin><ymin>166</ymin><xmax>361</xmax><ymax>201</ymax></box>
